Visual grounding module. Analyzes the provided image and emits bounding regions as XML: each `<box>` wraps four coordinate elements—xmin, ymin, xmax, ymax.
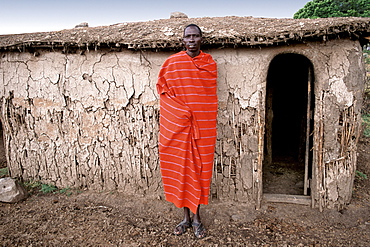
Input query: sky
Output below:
<box><xmin>0</xmin><ymin>0</ymin><xmax>310</xmax><ymax>35</ymax></box>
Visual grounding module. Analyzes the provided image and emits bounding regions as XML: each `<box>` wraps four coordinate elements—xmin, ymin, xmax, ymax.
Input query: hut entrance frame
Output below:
<box><xmin>263</xmin><ymin>53</ymin><xmax>314</xmax><ymax>204</ymax></box>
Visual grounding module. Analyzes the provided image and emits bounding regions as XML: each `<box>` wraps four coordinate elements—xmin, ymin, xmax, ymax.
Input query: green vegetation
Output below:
<box><xmin>40</xmin><ymin>183</ymin><xmax>58</xmax><ymax>193</ymax></box>
<box><xmin>23</xmin><ymin>180</ymin><xmax>73</xmax><ymax>196</ymax></box>
<box><xmin>294</xmin><ymin>0</ymin><xmax>370</xmax><ymax>19</ymax></box>
<box><xmin>56</xmin><ymin>187</ymin><xmax>73</xmax><ymax>196</ymax></box>
<box><xmin>363</xmin><ymin>48</ymin><xmax>370</xmax><ymax>66</ymax></box>
<box><xmin>362</xmin><ymin>114</ymin><xmax>370</xmax><ymax>137</ymax></box>
<box><xmin>356</xmin><ymin>170</ymin><xmax>368</xmax><ymax>180</ymax></box>
<box><xmin>22</xmin><ymin>180</ymin><xmax>43</xmax><ymax>195</ymax></box>
<box><xmin>40</xmin><ymin>183</ymin><xmax>72</xmax><ymax>196</ymax></box>
<box><xmin>0</xmin><ymin>167</ymin><xmax>9</xmax><ymax>177</ymax></box>
<box><xmin>364</xmin><ymin>49</ymin><xmax>370</xmax><ymax>65</ymax></box>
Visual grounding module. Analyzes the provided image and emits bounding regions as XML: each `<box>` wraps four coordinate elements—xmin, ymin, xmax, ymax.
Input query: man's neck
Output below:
<box><xmin>186</xmin><ymin>50</ymin><xmax>200</xmax><ymax>58</ymax></box>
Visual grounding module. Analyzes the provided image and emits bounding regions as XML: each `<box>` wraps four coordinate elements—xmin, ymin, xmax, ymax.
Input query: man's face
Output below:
<box><xmin>183</xmin><ymin>26</ymin><xmax>202</xmax><ymax>54</ymax></box>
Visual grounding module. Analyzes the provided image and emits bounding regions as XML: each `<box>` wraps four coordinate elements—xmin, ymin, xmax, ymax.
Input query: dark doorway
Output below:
<box><xmin>263</xmin><ymin>53</ymin><xmax>314</xmax><ymax>196</ymax></box>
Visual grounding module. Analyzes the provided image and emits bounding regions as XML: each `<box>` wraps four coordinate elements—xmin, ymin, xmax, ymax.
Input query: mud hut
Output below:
<box><xmin>0</xmin><ymin>16</ymin><xmax>369</xmax><ymax>210</ymax></box>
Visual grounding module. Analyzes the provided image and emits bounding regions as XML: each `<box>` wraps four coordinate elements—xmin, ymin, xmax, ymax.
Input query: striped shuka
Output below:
<box><xmin>157</xmin><ymin>51</ymin><xmax>218</xmax><ymax>214</ymax></box>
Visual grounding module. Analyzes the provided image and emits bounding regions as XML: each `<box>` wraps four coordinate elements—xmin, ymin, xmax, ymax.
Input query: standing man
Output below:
<box><xmin>157</xmin><ymin>24</ymin><xmax>218</xmax><ymax>239</ymax></box>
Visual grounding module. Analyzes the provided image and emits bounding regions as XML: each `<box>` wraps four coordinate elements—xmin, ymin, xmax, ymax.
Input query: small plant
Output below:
<box><xmin>40</xmin><ymin>183</ymin><xmax>58</xmax><ymax>193</ymax></box>
<box><xmin>56</xmin><ymin>187</ymin><xmax>73</xmax><ymax>196</ymax></box>
<box><xmin>362</xmin><ymin>114</ymin><xmax>370</xmax><ymax>138</ymax></box>
<box><xmin>356</xmin><ymin>170</ymin><xmax>368</xmax><ymax>180</ymax></box>
<box><xmin>23</xmin><ymin>180</ymin><xmax>74</xmax><ymax>195</ymax></box>
<box><xmin>23</xmin><ymin>180</ymin><xmax>42</xmax><ymax>190</ymax></box>
<box><xmin>364</xmin><ymin>49</ymin><xmax>370</xmax><ymax>64</ymax></box>
<box><xmin>0</xmin><ymin>167</ymin><xmax>9</xmax><ymax>177</ymax></box>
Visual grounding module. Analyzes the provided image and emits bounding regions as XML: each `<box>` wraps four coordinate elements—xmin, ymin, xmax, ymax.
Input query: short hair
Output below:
<box><xmin>184</xmin><ymin>24</ymin><xmax>202</xmax><ymax>37</ymax></box>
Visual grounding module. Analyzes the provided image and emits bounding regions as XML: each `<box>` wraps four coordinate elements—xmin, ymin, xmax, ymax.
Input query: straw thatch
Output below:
<box><xmin>0</xmin><ymin>16</ymin><xmax>369</xmax><ymax>51</ymax></box>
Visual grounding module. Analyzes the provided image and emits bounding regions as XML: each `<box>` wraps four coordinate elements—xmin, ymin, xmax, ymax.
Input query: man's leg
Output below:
<box><xmin>192</xmin><ymin>205</ymin><xmax>206</xmax><ymax>239</ymax></box>
<box><xmin>183</xmin><ymin>207</ymin><xmax>191</xmax><ymax>222</ymax></box>
<box><xmin>192</xmin><ymin>205</ymin><xmax>201</xmax><ymax>224</ymax></box>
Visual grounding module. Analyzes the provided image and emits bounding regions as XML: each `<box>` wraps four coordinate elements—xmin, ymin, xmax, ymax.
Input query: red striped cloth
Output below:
<box><xmin>157</xmin><ymin>51</ymin><xmax>218</xmax><ymax>214</ymax></box>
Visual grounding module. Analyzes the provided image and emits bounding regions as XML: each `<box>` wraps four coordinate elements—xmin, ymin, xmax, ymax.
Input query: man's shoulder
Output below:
<box><xmin>162</xmin><ymin>51</ymin><xmax>188</xmax><ymax>66</ymax></box>
<box><xmin>200</xmin><ymin>51</ymin><xmax>213</xmax><ymax>58</ymax></box>
<box><xmin>198</xmin><ymin>52</ymin><xmax>216</xmax><ymax>64</ymax></box>
<box><xmin>167</xmin><ymin>51</ymin><xmax>187</xmax><ymax>60</ymax></box>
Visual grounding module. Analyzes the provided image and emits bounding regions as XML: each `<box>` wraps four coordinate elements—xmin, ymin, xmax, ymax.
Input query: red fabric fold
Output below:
<box><xmin>157</xmin><ymin>51</ymin><xmax>218</xmax><ymax>213</ymax></box>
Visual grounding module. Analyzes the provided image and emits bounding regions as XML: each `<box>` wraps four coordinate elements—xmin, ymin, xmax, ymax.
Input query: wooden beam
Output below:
<box><xmin>263</xmin><ymin>194</ymin><xmax>311</xmax><ymax>206</ymax></box>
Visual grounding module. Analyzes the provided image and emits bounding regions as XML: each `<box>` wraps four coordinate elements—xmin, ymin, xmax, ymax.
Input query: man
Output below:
<box><xmin>156</xmin><ymin>24</ymin><xmax>218</xmax><ymax>239</ymax></box>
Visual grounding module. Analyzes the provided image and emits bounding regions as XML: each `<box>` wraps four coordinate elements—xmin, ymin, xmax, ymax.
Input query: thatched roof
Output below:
<box><xmin>0</xmin><ymin>16</ymin><xmax>369</xmax><ymax>51</ymax></box>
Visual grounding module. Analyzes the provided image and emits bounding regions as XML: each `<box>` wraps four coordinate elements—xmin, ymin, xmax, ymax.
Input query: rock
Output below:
<box><xmin>231</xmin><ymin>214</ymin><xmax>242</xmax><ymax>221</ymax></box>
<box><xmin>0</xmin><ymin>177</ymin><xmax>28</xmax><ymax>203</ymax></box>
<box><xmin>75</xmin><ymin>22</ymin><xmax>89</xmax><ymax>28</ymax></box>
<box><xmin>170</xmin><ymin>12</ymin><xmax>188</xmax><ymax>19</ymax></box>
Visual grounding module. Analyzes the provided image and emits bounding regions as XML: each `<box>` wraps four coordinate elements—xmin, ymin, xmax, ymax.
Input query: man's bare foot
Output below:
<box><xmin>173</xmin><ymin>220</ymin><xmax>191</xmax><ymax>236</ymax></box>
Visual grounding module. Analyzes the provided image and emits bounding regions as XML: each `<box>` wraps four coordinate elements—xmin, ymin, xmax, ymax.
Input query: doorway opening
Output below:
<box><xmin>263</xmin><ymin>53</ymin><xmax>314</xmax><ymax>200</ymax></box>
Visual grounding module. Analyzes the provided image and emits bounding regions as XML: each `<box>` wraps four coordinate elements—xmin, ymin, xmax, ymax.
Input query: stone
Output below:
<box><xmin>231</xmin><ymin>214</ymin><xmax>242</xmax><ymax>221</ymax></box>
<box><xmin>170</xmin><ymin>12</ymin><xmax>188</xmax><ymax>19</ymax></box>
<box><xmin>0</xmin><ymin>177</ymin><xmax>28</xmax><ymax>203</ymax></box>
<box><xmin>75</xmin><ymin>22</ymin><xmax>89</xmax><ymax>28</ymax></box>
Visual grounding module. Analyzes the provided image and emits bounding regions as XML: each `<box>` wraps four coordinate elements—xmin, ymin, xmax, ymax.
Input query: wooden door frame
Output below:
<box><xmin>259</xmin><ymin>53</ymin><xmax>314</xmax><ymax>207</ymax></box>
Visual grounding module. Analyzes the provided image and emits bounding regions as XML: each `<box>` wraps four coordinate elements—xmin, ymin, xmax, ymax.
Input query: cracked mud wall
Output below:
<box><xmin>0</xmin><ymin>38</ymin><xmax>365</xmax><ymax>208</ymax></box>
<box><xmin>306</xmin><ymin>39</ymin><xmax>365</xmax><ymax>209</ymax></box>
<box><xmin>0</xmin><ymin>50</ymin><xmax>165</xmax><ymax>196</ymax></box>
<box><xmin>210</xmin><ymin>48</ymin><xmax>269</xmax><ymax>205</ymax></box>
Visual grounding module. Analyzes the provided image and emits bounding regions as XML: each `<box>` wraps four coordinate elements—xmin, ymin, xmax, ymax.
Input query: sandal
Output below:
<box><xmin>174</xmin><ymin>220</ymin><xmax>191</xmax><ymax>236</ymax></box>
<box><xmin>192</xmin><ymin>222</ymin><xmax>206</xmax><ymax>239</ymax></box>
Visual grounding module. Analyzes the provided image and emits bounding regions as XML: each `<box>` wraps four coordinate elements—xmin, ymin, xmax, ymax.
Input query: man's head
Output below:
<box><xmin>183</xmin><ymin>24</ymin><xmax>202</xmax><ymax>57</ymax></box>
<box><xmin>183</xmin><ymin>24</ymin><xmax>202</xmax><ymax>37</ymax></box>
